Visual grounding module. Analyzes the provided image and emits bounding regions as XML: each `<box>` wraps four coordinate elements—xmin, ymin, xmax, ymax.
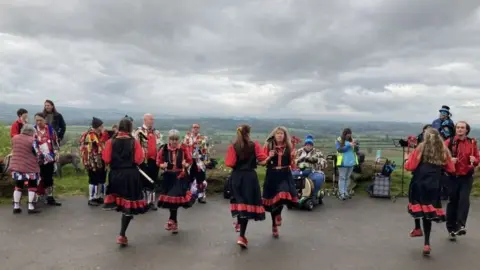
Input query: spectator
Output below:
<box><xmin>335</xmin><ymin>128</ymin><xmax>359</xmax><ymax>200</ymax></box>
<box><xmin>43</xmin><ymin>100</ymin><xmax>66</xmax><ymax>143</ymax></box>
<box><xmin>445</xmin><ymin>121</ymin><xmax>479</xmax><ymax>240</ymax></box>
<box><xmin>10</xmin><ymin>108</ymin><xmax>29</xmax><ymax>138</ymax></box>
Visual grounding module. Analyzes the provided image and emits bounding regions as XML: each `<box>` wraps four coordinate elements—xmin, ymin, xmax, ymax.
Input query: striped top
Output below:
<box><xmin>10</xmin><ymin>134</ymin><xmax>40</xmax><ymax>173</ymax></box>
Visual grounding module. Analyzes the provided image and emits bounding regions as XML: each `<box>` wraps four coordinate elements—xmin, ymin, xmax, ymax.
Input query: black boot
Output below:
<box><xmin>47</xmin><ymin>197</ymin><xmax>62</xmax><ymax>206</ymax></box>
<box><xmin>13</xmin><ymin>208</ymin><xmax>22</xmax><ymax>214</ymax></box>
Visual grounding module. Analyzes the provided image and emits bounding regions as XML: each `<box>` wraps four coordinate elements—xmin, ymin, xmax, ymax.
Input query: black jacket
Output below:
<box><xmin>47</xmin><ymin>112</ymin><xmax>66</xmax><ymax>140</ymax></box>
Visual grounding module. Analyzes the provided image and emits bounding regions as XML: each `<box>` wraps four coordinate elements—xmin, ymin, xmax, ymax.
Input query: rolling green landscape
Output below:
<box><xmin>1</xmin><ymin>114</ymin><xmax>480</xmax><ymax>201</ymax></box>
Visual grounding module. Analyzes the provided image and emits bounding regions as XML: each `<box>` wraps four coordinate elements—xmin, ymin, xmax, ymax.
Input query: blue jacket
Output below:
<box><xmin>432</xmin><ymin>118</ymin><xmax>454</xmax><ymax>139</ymax></box>
<box><xmin>335</xmin><ymin>138</ymin><xmax>357</xmax><ymax>167</ymax></box>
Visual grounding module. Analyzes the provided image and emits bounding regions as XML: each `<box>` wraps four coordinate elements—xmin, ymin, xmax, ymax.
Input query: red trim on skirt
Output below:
<box><xmin>230</xmin><ymin>203</ymin><xmax>265</xmax><ymax>214</ymax></box>
<box><xmin>408</xmin><ymin>203</ymin><xmax>445</xmax><ymax>216</ymax></box>
<box><xmin>104</xmin><ymin>194</ymin><xmax>147</xmax><ymax>209</ymax></box>
<box><xmin>262</xmin><ymin>191</ymin><xmax>298</xmax><ymax>206</ymax></box>
<box><xmin>158</xmin><ymin>191</ymin><xmax>193</xmax><ymax>204</ymax></box>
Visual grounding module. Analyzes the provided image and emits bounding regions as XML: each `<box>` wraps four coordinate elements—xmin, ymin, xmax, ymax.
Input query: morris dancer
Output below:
<box><xmin>225</xmin><ymin>125</ymin><xmax>268</xmax><ymax>248</ymax></box>
<box><xmin>405</xmin><ymin>128</ymin><xmax>455</xmax><ymax>256</ymax></box>
<box><xmin>34</xmin><ymin>112</ymin><xmax>61</xmax><ymax>206</ymax></box>
<box><xmin>10</xmin><ymin>108</ymin><xmax>29</xmax><ymax>138</ymax></box>
<box><xmin>134</xmin><ymin>113</ymin><xmax>162</xmax><ymax>211</ymax></box>
<box><xmin>262</xmin><ymin>126</ymin><xmax>298</xmax><ymax>238</ymax></box>
<box><xmin>444</xmin><ymin>121</ymin><xmax>479</xmax><ymax>240</ymax></box>
<box><xmin>10</xmin><ymin>124</ymin><xmax>41</xmax><ymax>214</ymax></box>
<box><xmin>80</xmin><ymin>117</ymin><xmax>107</xmax><ymax>206</ymax></box>
<box><xmin>157</xmin><ymin>130</ymin><xmax>195</xmax><ymax>234</ymax></box>
<box><xmin>183</xmin><ymin>123</ymin><xmax>209</xmax><ymax>203</ymax></box>
<box><xmin>102</xmin><ymin>118</ymin><xmax>147</xmax><ymax>246</ymax></box>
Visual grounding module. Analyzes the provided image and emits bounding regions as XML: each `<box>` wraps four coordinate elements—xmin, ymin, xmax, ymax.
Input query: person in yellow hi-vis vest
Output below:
<box><xmin>335</xmin><ymin>128</ymin><xmax>358</xmax><ymax>200</ymax></box>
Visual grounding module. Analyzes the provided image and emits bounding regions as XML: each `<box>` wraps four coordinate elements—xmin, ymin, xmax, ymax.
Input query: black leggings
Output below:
<box><xmin>238</xmin><ymin>217</ymin><xmax>248</xmax><ymax>237</ymax></box>
<box><xmin>271</xmin><ymin>205</ymin><xmax>284</xmax><ymax>226</ymax></box>
<box><xmin>415</xmin><ymin>218</ymin><xmax>432</xmax><ymax>245</ymax></box>
<box><xmin>40</xmin><ymin>163</ymin><xmax>55</xmax><ymax>188</ymax></box>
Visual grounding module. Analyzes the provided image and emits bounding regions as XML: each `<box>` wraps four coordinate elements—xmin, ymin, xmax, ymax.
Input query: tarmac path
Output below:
<box><xmin>0</xmin><ymin>196</ymin><xmax>478</xmax><ymax>270</ymax></box>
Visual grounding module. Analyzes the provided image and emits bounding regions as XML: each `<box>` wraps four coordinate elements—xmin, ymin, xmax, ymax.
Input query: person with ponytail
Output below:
<box><xmin>405</xmin><ymin>128</ymin><xmax>455</xmax><ymax>256</ymax></box>
<box><xmin>224</xmin><ymin>124</ymin><xmax>268</xmax><ymax>248</ymax></box>
<box><xmin>102</xmin><ymin>117</ymin><xmax>148</xmax><ymax>247</ymax></box>
<box><xmin>261</xmin><ymin>126</ymin><xmax>298</xmax><ymax>238</ymax></box>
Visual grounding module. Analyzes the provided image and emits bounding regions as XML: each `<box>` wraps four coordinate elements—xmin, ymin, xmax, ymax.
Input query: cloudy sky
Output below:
<box><xmin>1</xmin><ymin>0</ymin><xmax>480</xmax><ymax>123</ymax></box>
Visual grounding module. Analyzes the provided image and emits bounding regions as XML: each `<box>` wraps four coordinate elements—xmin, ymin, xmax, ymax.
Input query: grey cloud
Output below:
<box><xmin>1</xmin><ymin>0</ymin><xmax>480</xmax><ymax>122</ymax></box>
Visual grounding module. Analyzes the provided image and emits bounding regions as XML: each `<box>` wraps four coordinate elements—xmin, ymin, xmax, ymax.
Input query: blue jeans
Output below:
<box><xmin>292</xmin><ymin>169</ymin><xmax>325</xmax><ymax>197</ymax></box>
<box><xmin>338</xmin><ymin>167</ymin><xmax>354</xmax><ymax>197</ymax></box>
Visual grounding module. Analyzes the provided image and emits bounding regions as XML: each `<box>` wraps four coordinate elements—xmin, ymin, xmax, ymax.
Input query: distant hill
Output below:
<box><xmin>2</xmin><ymin>102</ymin><xmax>478</xmax><ymax>138</ymax></box>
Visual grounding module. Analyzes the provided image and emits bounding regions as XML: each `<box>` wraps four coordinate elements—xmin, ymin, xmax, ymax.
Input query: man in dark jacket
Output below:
<box><xmin>445</xmin><ymin>121</ymin><xmax>479</xmax><ymax>240</ymax></box>
<box><xmin>432</xmin><ymin>105</ymin><xmax>454</xmax><ymax>140</ymax></box>
<box><xmin>43</xmin><ymin>100</ymin><xmax>66</xmax><ymax>142</ymax></box>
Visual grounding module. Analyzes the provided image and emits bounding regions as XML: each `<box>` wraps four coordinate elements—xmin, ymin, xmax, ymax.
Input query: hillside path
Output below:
<box><xmin>1</xmin><ymin>196</ymin><xmax>479</xmax><ymax>270</ymax></box>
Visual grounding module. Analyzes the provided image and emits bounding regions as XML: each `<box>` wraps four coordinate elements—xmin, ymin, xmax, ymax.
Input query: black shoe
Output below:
<box><xmin>448</xmin><ymin>231</ymin><xmax>457</xmax><ymax>241</ymax></box>
<box><xmin>96</xmin><ymin>198</ymin><xmax>104</xmax><ymax>204</ymax></box>
<box><xmin>456</xmin><ymin>226</ymin><xmax>467</xmax><ymax>236</ymax></box>
<box><xmin>13</xmin><ymin>208</ymin><xmax>22</xmax><ymax>214</ymax></box>
<box><xmin>47</xmin><ymin>197</ymin><xmax>62</xmax><ymax>206</ymax></box>
<box><xmin>88</xmin><ymin>200</ymin><xmax>100</xmax><ymax>206</ymax></box>
<box><xmin>102</xmin><ymin>204</ymin><xmax>116</xmax><ymax>211</ymax></box>
<box><xmin>198</xmin><ymin>197</ymin><xmax>207</xmax><ymax>204</ymax></box>
<box><xmin>28</xmin><ymin>209</ymin><xmax>41</xmax><ymax>214</ymax></box>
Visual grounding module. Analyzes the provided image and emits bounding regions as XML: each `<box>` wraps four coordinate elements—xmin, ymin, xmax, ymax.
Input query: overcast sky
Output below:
<box><xmin>1</xmin><ymin>0</ymin><xmax>480</xmax><ymax>123</ymax></box>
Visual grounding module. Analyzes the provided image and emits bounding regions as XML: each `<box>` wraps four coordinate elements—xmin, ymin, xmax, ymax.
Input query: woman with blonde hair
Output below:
<box><xmin>262</xmin><ymin>126</ymin><xmax>298</xmax><ymax>238</ymax></box>
<box><xmin>224</xmin><ymin>124</ymin><xmax>268</xmax><ymax>248</ymax></box>
<box><xmin>405</xmin><ymin>127</ymin><xmax>455</xmax><ymax>256</ymax></box>
<box><xmin>156</xmin><ymin>129</ymin><xmax>195</xmax><ymax>234</ymax></box>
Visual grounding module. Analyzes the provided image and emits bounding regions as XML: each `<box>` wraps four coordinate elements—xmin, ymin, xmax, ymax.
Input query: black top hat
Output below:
<box><xmin>439</xmin><ymin>105</ymin><xmax>452</xmax><ymax>116</ymax></box>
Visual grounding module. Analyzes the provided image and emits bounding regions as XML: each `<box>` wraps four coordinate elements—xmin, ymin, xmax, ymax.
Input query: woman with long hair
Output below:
<box><xmin>225</xmin><ymin>124</ymin><xmax>268</xmax><ymax>248</ymax></box>
<box><xmin>156</xmin><ymin>129</ymin><xmax>195</xmax><ymax>234</ymax></box>
<box><xmin>43</xmin><ymin>100</ymin><xmax>66</xmax><ymax>142</ymax></box>
<box><xmin>335</xmin><ymin>128</ymin><xmax>358</xmax><ymax>200</ymax></box>
<box><xmin>405</xmin><ymin>128</ymin><xmax>455</xmax><ymax>256</ymax></box>
<box><xmin>262</xmin><ymin>126</ymin><xmax>298</xmax><ymax>238</ymax></box>
<box><xmin>102</xmin><ymin>117</ymin><xmax>147</xmax><ymax>247</ymax></box>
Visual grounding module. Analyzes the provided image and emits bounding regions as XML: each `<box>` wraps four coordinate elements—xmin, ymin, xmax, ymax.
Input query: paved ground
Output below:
<box><xmin>0</xmin><ymin>196</ymin><xmax>479</xmax><ymax>270</ymax></box>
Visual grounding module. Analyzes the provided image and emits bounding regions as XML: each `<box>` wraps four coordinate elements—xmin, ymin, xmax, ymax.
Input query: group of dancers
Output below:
<box><xmin>405</xmin><ymin>120</ymin><xmax>478</xmax><ymax>256</ymax></box>
<box><xmin>7</xmin><ymin>102</ymin><xmax>479</xmax><ymax>255</ymax></box>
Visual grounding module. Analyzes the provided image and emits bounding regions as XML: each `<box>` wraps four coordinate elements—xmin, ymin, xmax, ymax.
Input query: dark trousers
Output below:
<box><xmin>189</xmin><ymin>162</ymin><xmax>206</xmax><ymax>185</ymax></box>
<box><xmin>88</xmin><ymin>168</ymin><xmax>107</xmax><ymax>185</ymax></box>
<box><xmin>446</xmin><ymin>175</ymin><xmax>474</xmax><ymax>232</ymax></box>
<box><xmin>40</xmin><ymin>163</ymin><xmax>55</xmax><ymax>188</ymax></box>
<box><xmin>139</xmin><ymin>159</ymin><xmax>159</xmax><ymax>191</ymax></box>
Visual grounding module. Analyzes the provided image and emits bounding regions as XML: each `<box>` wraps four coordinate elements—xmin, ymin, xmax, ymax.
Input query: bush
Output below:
<box><xmin>0</xmin><ymin>126</ymin><xmax>11</xmax><ymax>158</ymax></box>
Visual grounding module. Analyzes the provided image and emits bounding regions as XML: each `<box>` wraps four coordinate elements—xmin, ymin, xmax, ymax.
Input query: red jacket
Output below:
<box><xmin>445</xmin><ymin>136</ymin><xmax>480</xmax><ymax>176</ymax></box>
<box><xmin>10</xmin><ymin>120</ymin><xmax>23</xmax><ymax>138</ymax></box>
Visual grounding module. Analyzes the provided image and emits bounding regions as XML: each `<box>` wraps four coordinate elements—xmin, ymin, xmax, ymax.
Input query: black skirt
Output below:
<box><xmin>229</xmin><ymin>169</ymin><xmax>265</xmax><ymax>221</ymax></box>
<box><xmin>157</xmin><ymin>171</ymin><xmax>196</xmax><ymax>209</ymax></box>
<box><xmin>408</xmin><ymin>163</ymin><xmax>445</xmax><ymax>222</ymax></box>
<box><xmin>104</xmin><ymin>167</ymin><xmax>148</xmax><ymax>215</ymax></box>
<box><xmin>262</xmin><ymin>168</ymin><xmax>298</xmax><ymax>212</ymax></box>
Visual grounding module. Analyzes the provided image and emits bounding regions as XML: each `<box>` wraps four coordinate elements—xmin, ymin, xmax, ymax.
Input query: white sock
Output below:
<box><xmin>97</xmin><ymin>184</ymin><xmax>105</xmax><ymax>199</ymax></box>
<box><xmin>28</xmin><ymin>191</ymin><xmax>35</xmax><ymax>210</ymax></box>
<box><xmin>145</xmin><ymin>191</ymin><xmax>151</xmax><ymax>204</ymax></box>
<box><xmin>150</xmin><ymin>191</ymin><xmax>155</xmax><ymax>203</ymax></box>
<box><xmin>89</xmin><ymin>185</ymin><xmax>96</xmax><ymax>200</ymax></box>
<box><xmin>13</xmin><ymin>190</ymin><xmax>22</xmax><ymax>209</ymax></box>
